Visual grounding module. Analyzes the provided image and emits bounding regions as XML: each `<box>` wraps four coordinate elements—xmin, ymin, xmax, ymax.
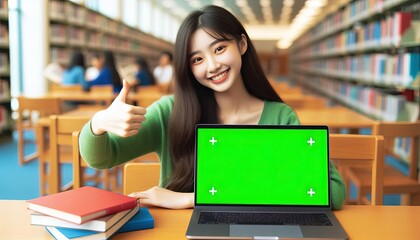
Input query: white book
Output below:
<box><xmin>31</xmin><ymin>206</ymin><xmax>136</xmax><ymax>232</ymax></box>
<box><xmin>44</xmin><ymin>205</ymin><xmax>139</xmax><ymax>240</ymax></box>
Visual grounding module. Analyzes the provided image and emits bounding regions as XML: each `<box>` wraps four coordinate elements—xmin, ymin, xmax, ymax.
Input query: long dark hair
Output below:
<box><xmin>103</xmin><ymin>51</ymin><xmax>122</xmax><ymax>88</ymax></box>
<box><xmin>167</xmin><ymin>5</ymin><xmax>282</xmax><ymax>192</ymax></box>
<box><xmin>68</xmin><ymin>50</ymin><xmax>85</xmax><ymax>70</ymax></box>
<box><xmin>136</xmin><ymin>57</ymin><xmax>156</xmax><ymax>85</ymax></box>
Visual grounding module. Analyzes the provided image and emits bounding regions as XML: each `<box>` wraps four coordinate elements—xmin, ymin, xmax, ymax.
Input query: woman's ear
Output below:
<box><xmin>239</xmin><ymin>34</ymin><xmax>248</xmax><ymax>55</ymax></box>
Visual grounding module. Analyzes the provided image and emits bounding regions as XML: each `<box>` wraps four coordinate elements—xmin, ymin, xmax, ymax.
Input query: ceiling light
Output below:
<box><xmin>305</xmin><ymin>0</ymin><xmax>327</xmax><ymax>8</ymax></box>
<box><xmin>277</xmin><ymin>40</ymin><xmax>291</xmax><ymax>49</ymax></box>
<box><xmin>161</xmin><ymin>0</ymin><xmax>176</xmax><ymax>8</ymax></box>
<box><xmin>260</xmin><ymin>0</ymin><xmax>271</xmax><ymax>7</ymax></box>
<box><xmin>188</xmin><ymin>2</ymin><xmax>201</xmax><ymax>8</ymax></box>
<box><xmin>283</xmin><ymin>0</ymin><xmax>295</xmax><ymax>7</ymax></box>
<box><xmin>236</xmin><ymin>0</ymin><xmax>248</xmax><ymax>7</ymax></box>
<box><xmin>213</xmin><ymin>0</ymin><xmax>225</xmax><ymax>7</ymax></box>
<box><xmin>245</xmin><ymin>25</ymin><xmax>288</xmax><ymax>40</ymax></box>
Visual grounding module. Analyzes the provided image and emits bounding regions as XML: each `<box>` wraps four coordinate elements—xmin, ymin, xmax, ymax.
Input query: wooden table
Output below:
<box><xmin>127</xmin><ymin>91</ymin><xmax>164</xmax><ymax>108</ymax></box>
<box><xmin>1</xmin><ymin>201</ymin><xmax>419</xmax><ymax>240</ymax></box>
<box><xmin>297</xmin><ymin>106</ymin><xmax>378</xmax><ymax>133</ymax></box>
<box><xmin>48</xmin><ymin>92</ymin><xmax>115</xmax><ymax>106</ymax></box>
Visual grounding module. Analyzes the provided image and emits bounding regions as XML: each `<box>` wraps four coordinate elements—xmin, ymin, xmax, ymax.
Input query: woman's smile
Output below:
<box><xmin>209</xmin><ymin>69</ymin><xmax>230</xmax><ymax>84</ymax></box>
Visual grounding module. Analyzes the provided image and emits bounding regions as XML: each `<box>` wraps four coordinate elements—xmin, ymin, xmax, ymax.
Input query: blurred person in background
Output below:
<box><xmin>61</xmin><ymin>49</ymin><xmax>88</xmax><ymax>91</ymax></box>
<box><xmin>87</xmin><ymin>51</ymin><xmax>122</xmax><ymax>93</ymax></box>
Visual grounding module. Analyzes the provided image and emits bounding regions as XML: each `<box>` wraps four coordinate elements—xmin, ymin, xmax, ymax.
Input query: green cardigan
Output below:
<box><xmin>79</xmin><ymin>95</ymin><xmax>346</xmax><ymax>209</ymax></box>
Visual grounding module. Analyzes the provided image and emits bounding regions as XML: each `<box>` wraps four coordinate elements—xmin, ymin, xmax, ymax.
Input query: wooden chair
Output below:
<box><xmin>130</xmin><ymin>85</ymin><xmax>163</xmax><ymax>108</ymax></box>
<box><xmin>329</xmin><ymin>134</ymin><xmax>385</xmax><ymax>205</ymax></box>
<box><xmin>50</xmin><ymin>85</ymin><xmax>83</xmax><ymax>93</ymax></box>
<box><xmin>135</xmin><ymin>85</ymin><xmax>163</xmax><ymax>93</ymax></box>
<box><xmin>132</xmin><ymin>152</ymin><xmax>160</xmax><ymax>163</ymax></box>
<box><xmin>89</xmin><ymin>84</ymin><xmax>113</xmax><ymax>94</ymax></box>
<box><xmin>72</xmin><ymin>130</ymin><xmax>121</xmax><ymax>193</ymax></box>
<box><xmin>45</xmin><ymin>115</ymin><xmax>118</xmax><ymax>195</ymax></box>
<box><xmin>87</xmin><ymin>84</ymin><xmax>115</xmax><ymax>106</ymax></box>
<box><xmin>16</xmin><ymin>96</ymin><xmax>62</xmax><ymax>165</ymax></box>
<box><xmin>42</xmin><ymin>115</ymin><xmax>91</xmax><ymax>195</ymax></box>
<box><xmin>346</xmin><ymin>121</ymin><xmax>420</xmax><ymax>205</ymax></box>
<box><xmin>270</xmin><ymin>81</ymin><xmax>303</xmax><ymax>96</ymax></box>
<box><xmin>284</xmin><ymin>97</ymin><xmax>327</xmax><ymax>109</ymax></box>
<box><xmin>123</xmin><ymin>162</ymin><xmax>161</xmax><ymax>195</ymax></box>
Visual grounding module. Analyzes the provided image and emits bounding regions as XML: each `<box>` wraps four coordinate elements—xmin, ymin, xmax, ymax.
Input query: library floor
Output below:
<box><xmin>0</xmin><ymin>130</ymin><xmax>402</xmax><ymax>204</ymax></box>
<box><xmin>0</xmin><ymin>131</ymin><xmax>72</xmax><ymax>200</ymax></box>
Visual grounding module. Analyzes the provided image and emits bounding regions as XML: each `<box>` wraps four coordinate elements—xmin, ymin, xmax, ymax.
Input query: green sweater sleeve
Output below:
<box><xmin>329</xmin><ymin>162</ymin><xmax>346</xmax><ymax>210</ymax></box>
<box><xmin>260</xmin><ymin>101</ymin><xmax>346</xmax><ymax>210</ymax></box>
<box><xmin>79</xmin><ymin>96</ymin><xmax>173</xmax><ymax>170</ymax></box>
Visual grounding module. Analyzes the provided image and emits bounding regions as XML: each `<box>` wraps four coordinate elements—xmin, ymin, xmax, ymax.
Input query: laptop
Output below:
<box><xmin>186</xmin><ymin>124</ymin><xmax>348</xmax><ymax>239</ymax></box>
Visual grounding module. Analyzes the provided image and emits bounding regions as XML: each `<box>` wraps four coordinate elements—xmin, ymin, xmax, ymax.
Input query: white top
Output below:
<box><xmin>153</xmin><ymin>65</ymin><xmax>173</xmax><ymax>84</ymax></box>
<box><xmin>44</xmin><ymin>62</ymin><xmax>64</xmax><ymax>84</ymax></box>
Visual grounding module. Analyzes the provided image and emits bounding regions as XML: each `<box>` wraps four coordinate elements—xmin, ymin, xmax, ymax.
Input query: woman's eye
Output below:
<box><xmin>215</xmin><ymin>46</ymin><xmax>225</xmax><ymax>53</ymax></box>
<box><xmin>192</xmin><ymin>57</ymin><xmax>202</xmax><ymax>64</ymax></box>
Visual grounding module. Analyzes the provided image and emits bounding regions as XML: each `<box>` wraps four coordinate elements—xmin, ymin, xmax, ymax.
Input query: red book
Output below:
<box><xmin>27</xmin><ymin>186</ymin><xmax>137</xmax><ymax>224</ymax></box>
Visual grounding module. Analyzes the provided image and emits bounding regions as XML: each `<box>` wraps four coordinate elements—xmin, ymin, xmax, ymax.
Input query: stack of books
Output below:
<box><xmin>27</xmin><ymin>186</ymin><xmax>154</xmax><ymax>239</ymax></box>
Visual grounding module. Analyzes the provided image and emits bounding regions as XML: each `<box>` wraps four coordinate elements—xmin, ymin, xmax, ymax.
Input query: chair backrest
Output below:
<box><xmin>123</xmin><ymin>162</ymin><xmax>161</xmax><ymax>195</ymax></box>
<box><xmin>132</xmin><ymin>152</ymin><xmax>160</xmax><ymax>162</ymax></box>
<box><xmin>48</xmin><ymin>115</ymin><xmax>91</xmax><ymax>194</ymax></box>
<box><xmin>284</xmin><ymin>97</ymin><xmax>327</xmax><ymax>109</ymax></box>
<box><xmin>50</xmin><ymin>85</ymin><xmax>83</xmax><ymax>93</ymax></box>
<box><xmin>72</xmin><ymin>131</ymin><xmax>85</xmax><ymax>190</ymax></box>
<box><xmin>17</xmin><ymin>96</ymin><xmax>62</xmax><ymax>118</ymax></box>
<box><xmin>329</xmin><ymin>134</ymin><xmax>385</xmax><ymax>205</ymax></box>
<box><xmin>16</xmin><ymin>96</ymin><xmax>62</xmax><ymax>165</ymax></box>
<box><xmin>72</xmin><ymin>131</ymin><xmax>120</xmax><ymax>192</ymax></box>
<box><xmin>131</xmin><ymin>86</ymin><xmax>163</xmax><ymax>108</ymax></box>
<box><xmin>270</xmin><ymin>81</ymin><xmax>303</xmax><ymax>96</ymax></box>
<box><xmin>373</xmin><ymin>121</ymin><xmax>420</xmax><ymax>180</ymax></box>
<box><xmin>136</xmin><ymin>85</ymin><xmax>163</xmax><ymax>93</ymax></box>
<box><xmin>90</xmin><ymin>84</ymin><xmax>114</xmax><ymax>93</ymax></box>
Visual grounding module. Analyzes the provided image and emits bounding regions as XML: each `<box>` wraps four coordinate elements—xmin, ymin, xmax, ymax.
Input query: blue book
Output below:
<box><xmin>117</xmin><ymin>207</ymin><xmax>154</xmax><ymax>233</ymax></box>
<box><xmin>45</xmin><ymin>207</ymin><xmax>154</xmax><ymax>240</ymax></box>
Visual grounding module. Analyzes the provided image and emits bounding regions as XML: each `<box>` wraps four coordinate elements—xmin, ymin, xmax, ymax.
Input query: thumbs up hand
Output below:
<box><xmin>91</xmin><ymin>80</ymin><xmax>147</xmax><ymax>137</ymax></box>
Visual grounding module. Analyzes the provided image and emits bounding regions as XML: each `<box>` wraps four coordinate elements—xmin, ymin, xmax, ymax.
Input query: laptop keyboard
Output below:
<box><xmin>199</xmin><ymin>212</ymin><xmax>332</xmax><ymax>226</ymax></box>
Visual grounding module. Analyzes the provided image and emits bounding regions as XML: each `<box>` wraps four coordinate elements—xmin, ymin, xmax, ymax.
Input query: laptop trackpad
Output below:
<box><xmin>230</xmin><ymin>225</ymin><xmax>303</xmax><ymax>238</ymax></box>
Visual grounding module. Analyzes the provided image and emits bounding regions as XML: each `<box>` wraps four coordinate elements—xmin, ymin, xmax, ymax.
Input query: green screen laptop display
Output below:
<box><xmin>195</xmin><ymin>125</ymin><xmax>330</xmax><ymax>206</ymax></box>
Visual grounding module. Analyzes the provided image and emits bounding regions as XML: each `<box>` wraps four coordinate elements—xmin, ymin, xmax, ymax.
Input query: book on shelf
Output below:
<box><xmin>0</xmin><ymin>3</ymin><xmax>7</xmax><ymax>18</ymax></box>
<box><xmin>0</xmin><ymin>23</ymin><xmax>8</xmax><ymax>44</ymax></box>
<box><xmin>45</xmin><ymin>207</ymin><xmax>154</xmax><ymax>240</ymax></box>
<box><xmin>0</xmin><ymin>79</ymin><xmax>10</xmax><ymax>100</ymax></box>
<box><xmin>393</xmin><ymin>12</ymin><xmax>412</xmax><ymax>46</ymax></box>
<box><xmin>0</xmin><ymin>105</ymin><xmax>7</xmax><ymax>130</ymax></box>
<box><xmin>27</xmin><ymin>186</ymin><xmax>137</xmax><ymax>224</ymax></box>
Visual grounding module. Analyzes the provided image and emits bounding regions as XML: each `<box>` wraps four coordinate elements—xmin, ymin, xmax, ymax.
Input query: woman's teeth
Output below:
<box><xmin>211</xmin><ymin>71</ymin><xmax>227</xmax><ymax>81</ymax></box>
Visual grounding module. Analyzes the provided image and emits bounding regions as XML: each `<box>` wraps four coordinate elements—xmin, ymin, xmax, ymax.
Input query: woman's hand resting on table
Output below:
<box><xmin>91</xmin><ymin>80</ymin><xmax>147</xmax><ymax>137</ymax></box>
<box><xmin>129</xmin><ymin>187</ymin><xmax>194</xmax><ymax>209</ymax></box>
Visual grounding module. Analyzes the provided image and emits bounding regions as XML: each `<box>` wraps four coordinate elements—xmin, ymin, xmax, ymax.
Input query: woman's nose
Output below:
<box><xmin>207</xmin><ymin>56</ymin><xmax>221</xmax><ymax>73</ymax></box>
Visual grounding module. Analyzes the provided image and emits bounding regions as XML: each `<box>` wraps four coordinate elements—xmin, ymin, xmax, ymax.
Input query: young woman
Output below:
<box><xmin>153</xmin><ymin>51</ymin><xmax>173</xmax><ymax>85</ymax></box>
<box><xmin>135</xmin><ymin>56</ymin><xmax>156</xmax><ymax>87</ymax></box>
<box><xmin>79</xmin><ymin>5</ymin><xmax>346</xmax><ymax>210</ymax></box>
<box><xmin>61</xmin><ymin>50</ymin><xmax>88</xmax><ymax>91</ymax></box>
<box><xmin>87</xmin><ymin>51</ymin><xmax>122</xmax><ymax>93</ymax></box>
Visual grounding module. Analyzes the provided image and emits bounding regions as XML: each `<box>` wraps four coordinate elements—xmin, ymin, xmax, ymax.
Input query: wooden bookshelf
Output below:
<box><xmin>48</xmin><ymin>0</ymin><xmax>173</xmax><ymax>69</ymax></box>
<box><xmin>0</xmin><ymin>0</ymin><xmax>10</xmax><ymax>135</ymax></box>
<box><xmin>290</xmin><ymin>0</ymin><xmax>420</xmax><ymax>122</ymax></box>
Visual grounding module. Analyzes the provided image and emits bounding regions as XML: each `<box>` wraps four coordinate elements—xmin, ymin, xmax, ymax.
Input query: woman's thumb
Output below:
<box><xmin>115</xmin><ymin>79</ymin><xmax>130</xmax><ymax>103</ymax></box>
